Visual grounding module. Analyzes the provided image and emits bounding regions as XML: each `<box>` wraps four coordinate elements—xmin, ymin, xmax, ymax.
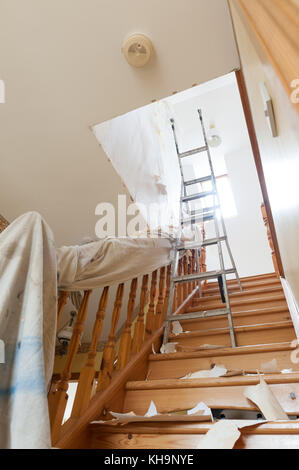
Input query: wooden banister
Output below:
<box><xmin>116</xmin><ymin>278</ymin><xmax>138</xmax><ymax>370</ymax></box>
<box><xmin>162</xmin><ymin>264</ymin><xmax>172</xmax><ymax>324</ymax></box>
<box><xmin>131</xmin><ymin>274</ymin><xmax>149</xmax><ymax>354</ymax></box>
<box><xmin>145</xmin><ymin>270</ymin><xmax>158</xmax><ymax>339</ymax></box>
<box><xmin>261</xmin><ymin>203</ymin><xmax>280</xmax><ymax>278</ymax></box>
<box><xmin>50</xmin><ymin>248</ymin><xmax>205</xmax><ymax>446</ymax></box>
<box><xmin>71</xmin><ymin>286</ymin><xmax>109</xmax><ymax>418</ymax></box>
<box><xmin>56</xmin><ymin>291</ymin><xmax>70</xmax><ymax>332</ymax></box>
<box><xmin>154</xmin><ymin>267</ymin><xmax>166</xmax><ymax>330</ymax></box>
<box><xmin>49</xmin><ymin>289</ymin><xmax>92</xmax><ymax>442</ymax></box>
<box><xmin>200</xmin><ymin>223</ymin><xmax>207</xmax><ymax>289</ymax></box>
<box><xmin>97</xmin><ymin>283</ymin><xmax>124</xmax><ymax>391</ymax></box>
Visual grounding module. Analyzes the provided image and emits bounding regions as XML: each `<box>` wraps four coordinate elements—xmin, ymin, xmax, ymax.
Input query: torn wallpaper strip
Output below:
<box><xmin>197</xmin><ymin>419</ymin><xmax>267</xmax><ymax>449</ymax></box>
<box><xmin>172</xmin><ymin>321</ymin><xmax>184</xmax><ymax>336</ymax></box>
<box><xmin>180</xmin><ymin>365</ymin><xmax>227</xmax><ymax>379</ymax></box>
<box><xmin>160</xmin><ymin>342</ymin><xmax>178</xmax><ymax>354</ymax></box>
<box><xmin>244</xmin><ymin>377</ymin><xmax>289</xmax><ymax>420</ymax></box>
<box><xmin>92</xmin><ymin>400</ymin><xmax>212</xmax><ymax>424</ymax></box>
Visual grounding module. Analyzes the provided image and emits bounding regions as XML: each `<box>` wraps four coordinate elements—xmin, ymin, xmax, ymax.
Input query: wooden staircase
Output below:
<box><xmin>85</xmin><ymin>273</ymin><xmax>299</xmax><ymax>449</ymax></box>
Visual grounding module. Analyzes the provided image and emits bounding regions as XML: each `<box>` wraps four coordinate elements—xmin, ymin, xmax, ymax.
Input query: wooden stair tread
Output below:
<box><xmin>126</xmin><ymin>373</ymin><xmax>299</xmax><ymax>390</ymax></box>
<box><xmin>192</xmin><ymin>288</ymin><xmax>284</xmax><ymax>305</ymax></box>
<box><xmin>182</xmin><ymin>305</ymin><xmax>289</xmax><ymax>320</ymax></box>
<box><xmin>123</xmin><ymin>377</ymin><xmax>299</xmax><ymax>415</ymax></box>
<box><xmin>90</xmin><ymin>420</ymin><xmax>299</xmax><ymax>435</ymax></box>
<box><xmin>169</xmin><ymin>320</ymin><xmax>294</xmax><ymax>340</ymax></box>
<box><xmin>149</xmin><ymin>341</ymin><xmax>298</xmax><ymax>361</ymax></box>
<box><xmin>207</xmin><ymin>273</ymin><xmax>277</xmax><ymax>286</ymax></box>
<box><xmin>204</xmin><ymin>279</ymin><xmax>281</xmax><ymax>294</ymax></box>
<box><xmin>198</xmin><ymin>285</ymin><xmax>283</xmax><ymax>300</ymax></box>
<box><xmin>178</xmin><ymin>306</ymin><xmax>291</xmax><ymax>330</ymax></box>
<box><xmin>188</xmin><ymin>294</ymin><xmax>287</xmax><ymax>312</ymax></box>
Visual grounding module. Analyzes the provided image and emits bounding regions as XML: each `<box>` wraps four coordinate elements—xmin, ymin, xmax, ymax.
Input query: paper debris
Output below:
<box><xmin>176</xmin><ymin>344</ymin><xmax>225</xmax><ymax>352</ymax></box>
<box><xmin>180</xmin><ymin>365</ymin><xmax>227</xmax><ymax>379</ymax></box>
<box><xmin>244</xmin><ymin>376</ymin><xmax>289</xmax><ymax>420</ymax></box>
<box><xmin>197</xmin><ymin>419</ymin><xmax>267</xmax><ymax>449</ymax></box>
<box><xmin>223</xmin><ymin>369</ymin><xmax>244</xmax><ymax>377</ymax></box>
<box><xmin>281</xmin><ymin>368</ymin><xmax>293</xmax><ymax>374</ymax></box>
<box><xmin>172</xmin><ymin>321</ymin><xmax>183</xmax><ymax>336</ymax></box>
<box><xmin>197</xmin><ymin>420</ymin><xmax>241</xmax><ymax>449</ymax></box>
<box><xmin>160</xmin><ymin>342</ymin><xmax>178</xmax><ymax>354</ymax></box>
<box><xmin>94</xmin><ymin>401</ymin><xmax>213</xmax><ymax>424</ymax></box>
<box><xmin>261</xmin><ymin>358</ymin><xmax>279</xmax><ymax>373</ymax></box>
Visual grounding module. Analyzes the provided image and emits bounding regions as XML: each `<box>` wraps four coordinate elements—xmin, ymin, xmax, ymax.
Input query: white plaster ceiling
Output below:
<box><xmin>0</xmin><ymin>0</ymin><xmax>239</xmax><ymax>247</ymax></box>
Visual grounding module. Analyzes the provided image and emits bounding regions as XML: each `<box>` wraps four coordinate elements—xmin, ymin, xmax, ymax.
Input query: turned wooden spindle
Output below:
<box><xmin>145</xmin><ymin>270</ymin><xmax>158</xmax><ymax>339</ymax></box>
<box><xmin>154</xmin><ymin>267</ymin><xmax>166</xmax><ymax>330</ymax></box>
<box><xmin>187</xmin><ymin>250</ymin><xmax>192</xmax><ymax>295</ymax></box>
<box><xmin>261</xmin><ymin>203</ymin><xmax>280</xmax><ymax>278</ymax></box>
<box><xmin>56</xmin><ymin>291</ymin><xmax>70</xmax><ymax>332</ymax></box>
<box><xmin>97</xmin><ymin>283</ymin><xmax>124</xmax><ymax>391</ymax></box>
<box><xmin>176</xmin><ymin>258</ymin><xmax>183</xmax><ymax>308</ymax></box>
<box><xmin>183</xmin><ymin>255</ymin><xmax>189</xmax><ymax>300</ymax></box>
<box><xmin>131</xmin><ymin>274</ymin><xmax>149</xmax><ymax>354</ymax></box>
<box><xmin>192</xmin><ymin>250</ymin><xmax>197</xmax><ymax>289</ymax></box>
<box><xmin>162</xmin><ymin>264</ymin><xmax>172</xmax><ymax>323</ymax></box>
<box><xmin>200</xmin><ymin>223</ymin><xmax>207</xmax><ymax>289</ymax></box>
<box><xmin>71</xmin><ymin>287</ymin><xmax>109</xmax><ymax>418</ymax></box>
<box><xmin>116</xmin><ymin>278</ymin><xmax>138</xmax><ymax>369</ymax></box>
<box><xmin>49</xmin><ymin>289</ymin><xmax>92</xmax><ymax>443</ymax></box>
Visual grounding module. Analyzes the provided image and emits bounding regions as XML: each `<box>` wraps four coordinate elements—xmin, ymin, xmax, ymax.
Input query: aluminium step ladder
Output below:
<box><xmin>162</xmin><ymin>109</ymin><xmax>242</xmax><ymax>348</ymax></box>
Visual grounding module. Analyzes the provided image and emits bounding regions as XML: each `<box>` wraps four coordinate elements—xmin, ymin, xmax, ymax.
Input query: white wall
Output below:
<box><xmin>230</xmin><ymin>0</ymin><xmax>299</xmax><ymax>302</ymax></box>
<box><xmin>171</xmin><ymin>77</ymin><xmax>274</xmax><ymax>278</ymax></box>
<box><xmin>0</xmin><ymin>0</ymin><xmax>239</xmax><ymax>247</ymax></box>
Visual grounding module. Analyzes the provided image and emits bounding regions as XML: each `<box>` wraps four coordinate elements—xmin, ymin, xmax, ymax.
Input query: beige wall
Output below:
<box><xmin>229</xmin><ymin>1</ymin><xmax>299</xmax><ymax>306</ymax></box>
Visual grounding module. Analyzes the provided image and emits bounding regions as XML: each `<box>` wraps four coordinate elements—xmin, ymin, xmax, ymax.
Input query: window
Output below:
<box><xmin>201</xmin><ymin>174</ymin><xmax>237</xmax><ymax>219</ymax></box>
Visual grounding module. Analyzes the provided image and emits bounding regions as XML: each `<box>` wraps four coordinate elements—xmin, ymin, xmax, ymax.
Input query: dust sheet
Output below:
<box><xmin>57</xmin><ymin>236</ymin><xmax>175</xmax><ymax>291</ymax></box>
<box><xmin>0</xmin><ymin>212</ymin><xmax>57</xmax><ymax>448</ymax></box>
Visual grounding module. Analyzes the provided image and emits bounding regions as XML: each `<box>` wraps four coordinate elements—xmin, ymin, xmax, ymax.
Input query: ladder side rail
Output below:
<box><xmin>198</xmin><ymin>109</ymin><xmax>236</xmax><ymax>347</ymax></box>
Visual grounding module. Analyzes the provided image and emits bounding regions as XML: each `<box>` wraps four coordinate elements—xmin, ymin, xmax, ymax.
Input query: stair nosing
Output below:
<box><xmin>188</xmin><ymin>294</ymin><xmax>286</xmax><ymax>311</ymax></box>
<box><xmin>149</xmin><ymin>341</ymin><xmax>298</xmax><ymax>361</ymax></box>
<box><xmin>180</xmin><ymin>306</ymin><xmax>290</xmax><ymax>324</ymax></box>
<box><xmin>125</xmin><ymin>372</ymin><xmax>299</xmax><ymax>391</ymax></box>
<box><xmin>169</xmin><ymin>320</ymin><xmax>294</xmax><ymax>339</ymax></box>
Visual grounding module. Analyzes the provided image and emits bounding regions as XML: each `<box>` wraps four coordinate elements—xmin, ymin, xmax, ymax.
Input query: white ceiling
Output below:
<box><xmin>0</xmin><ymin>0</ymin><xmax>239</xmax><ymax>247</ymax></box>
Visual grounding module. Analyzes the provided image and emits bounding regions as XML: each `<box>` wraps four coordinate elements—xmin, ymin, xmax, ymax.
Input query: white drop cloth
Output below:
<box><xmin>0</xmin><ymin>212</ymin><xmax>57</xmax><ymax>449</ymax></box>
<box><xmin>57</xmin><ymin>236</ymin><xmax>175</xmax><ymax>291</ymax></box>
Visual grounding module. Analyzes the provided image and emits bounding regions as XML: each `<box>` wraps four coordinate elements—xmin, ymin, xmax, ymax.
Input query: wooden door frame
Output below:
<box><xmin>235</xmin><ymin>69</ymin><xmax>285</xmax><ymax>277</ymax></box>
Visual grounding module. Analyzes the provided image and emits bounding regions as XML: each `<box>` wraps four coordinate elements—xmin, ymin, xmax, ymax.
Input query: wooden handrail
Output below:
<box><xmin>261</xmin><ymin>203</ymin><xmax>280</xmax><ymax>278</ymax></box>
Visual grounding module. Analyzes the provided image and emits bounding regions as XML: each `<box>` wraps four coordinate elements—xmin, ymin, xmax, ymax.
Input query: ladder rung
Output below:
<box><xmin>179</xmin><ymin>146</ymin><xmax>208</xmax><ymax>158</ymax></box>
<box><xmin>177</xmin><ymin>236</ymin><xmax>227</xmax><ymax>251</ymax></box>
<box><xmin>167</xmin><ymin>308</ymin><xmax>230</xmax><ymax>322</ymax></box>
<box><xmin>202</xmin><ymin>236</ymin><xmax>227</xmax><ymax>246</ymax></box>
<box><xmin>182</xmin><ymin>211</ymin><xmax>215</xmax><ymax>224</ymax></box>
<box><xmin>184</xmin><ymin>176</ymin><xmax>212</xmax><ymax>186</ymax></box>
<box><xmin>173</xmin><ymin>268</ymin><xmax>236</xmax><ymax>284</ymax></box>
<box><xmin>181</xmin><ymin>190</ymin><xmax>215</xmax><ymax>203</ymax></box>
